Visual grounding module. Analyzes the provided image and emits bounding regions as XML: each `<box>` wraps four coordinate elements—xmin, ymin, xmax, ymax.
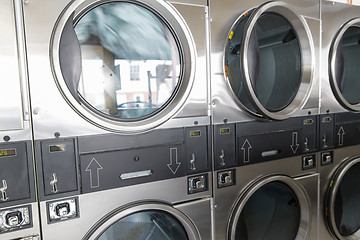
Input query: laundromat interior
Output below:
<box><xmin>2</xmin><ymin>0</ymin><xmax>360</xmax><ymax>239</ymax></box>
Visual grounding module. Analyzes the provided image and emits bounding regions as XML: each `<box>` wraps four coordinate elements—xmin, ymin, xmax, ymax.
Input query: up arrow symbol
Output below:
<box><xmin>338</xmin><ymin>127</ymin><xmax>345</xmax><ymax>146</ymax></box>
<box><xmin>85</xmin><ymin>158</ymin><xmax>103</xmax><ymax>188</ymax></box>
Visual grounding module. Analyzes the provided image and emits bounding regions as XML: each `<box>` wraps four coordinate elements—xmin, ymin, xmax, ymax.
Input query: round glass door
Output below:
<box><xmin>83</xmin><ymin>203</ymin><xmax>199</xmax><ymax>240</ymax></box>
<box><xmin>330</xmin><ymin>19</ymin><xmax>360</xmax><ymax>111</ymax></box>
<box><xmin>51</xmin><ymin>0</ymin><xmax>195</xmax><ymax>132</ymax></box>
<box><xmin>326</xmin><ymin>158</ymin><xmax>360</xmax><ymax>240</ymax></box>
<box><xmin>97</xmin><ymin>211</ymin><xmax>188</xmax><ymax>240</ymax></box>
<box><xmin>224</xmin><ymin>2</ymin><xmax>314</xmax><ymax>120</ymax></box>
<box><xmin>229</xmin><ymin>176</ymin><xmax>310</xmax><ymax>240</ymax></box>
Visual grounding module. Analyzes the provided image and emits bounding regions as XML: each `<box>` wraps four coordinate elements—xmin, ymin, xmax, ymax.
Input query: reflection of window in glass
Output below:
<box><xmin>74</xmin><ymin>2</ymin><xmax>181</xmax><ymax>120</ymax></box>
<box><xmin>130</xmin><ymin>64</ymin><xmax>140</xmax><ymax>81</ymax></box>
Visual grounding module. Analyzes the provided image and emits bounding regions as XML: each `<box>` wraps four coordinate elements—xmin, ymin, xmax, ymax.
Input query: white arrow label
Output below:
<box><xmin>85</xmin><ymin>158</ymin><xmax>103</xmax><ymax>188</ymax></box>
<box><xmin>338</xmin><ymin>127</ymin><xmax>345</xmax><ymax>146</ymax></box>
<box><xmin>241</xmin><ymin>139</ymin><xmax>252</xmax><ymax>163</ymax></box>
<box><xmin>168</xmin><ymin>148</ymin><xmax>181</xmax><ymax>174</ymax></box>
<box><xmin>290</xmin><ymin>132</ymin><xmax>299</xmax><ymax>154</ymax></box>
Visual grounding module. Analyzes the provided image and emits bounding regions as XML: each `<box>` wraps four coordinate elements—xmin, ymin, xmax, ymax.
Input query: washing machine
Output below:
<box><xmin>318</xmin><ymin>2</ymin><xmax>360</xmax><ymax>239</ymax></box>
<box><xmin>210</xmin><ymin>1</ymin><xmax>320</xmax><ymax>239</ymax></box>
<box><xmin>0</xmin><ymin>0</ymin><xmax>40</xmax><ymax>239</ymax></box>
<box><xmin>22</xmin><ymin>0</ymin><xmax>211</xmax><ymax>239</ymax></box>
<box><xmin>210</xmin><ymin>0</ymin><xmax>321</xmax><ymax>167</ymax></box>
<box><xmin>213</xmin><ymin>115</ymin><xmax>319</xmax><ymax>240</ymax></box>
<box><xmin>318</xmin><ymin>112</ymin><xmax>360</xmax><ymax>240</ymax></box>
<box><xmin>320</xmin><ymin>1</ymin><xmax>360</xmax><ymax>115</ymax></box>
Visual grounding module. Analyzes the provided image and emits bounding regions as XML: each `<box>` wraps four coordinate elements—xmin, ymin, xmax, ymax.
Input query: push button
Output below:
<box><xmin>218</xmin><ymin>170</ymin><xmax>235</xmax><ymax>188</ymax></box>
<box><xmin>48</xmin><ymin>198</ymin><xmax>78</xmax><ymax>223</ymax></box>
<box><xmin>302</xmin><ymin>155</ymin><xmax>316</xmax><ymax>170</ymax></box>
<box><xmin>55</xmin><ymin>203</ymin><xmax>70</xmax><ymax>217</ymax></box>
<box><xmin>321</xmin><ymin>152</ymin><xmax>333</xmax><ymax>166</ymax></box>
<box><xmin>188</xmin><ymin>175</ymin><xmax>207</xmax><ymax>194</ymax></box>
<box><xmin>6</xmin><ymin>211</ymin><xmax>23</xmax><ymax>227</ymax></box>
<box><xmin>0</xmin><ymin>206</ymin><xmax>31</xmax><ymax>232</ymax></box>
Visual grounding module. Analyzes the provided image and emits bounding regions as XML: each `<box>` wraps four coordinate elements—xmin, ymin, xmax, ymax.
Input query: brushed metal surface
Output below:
<box><xmin>39</xmin><ymin>174</ymin><xmax>212</xmax><ymax>240</ymax></box>
<box><xmin>0</xmin><ymin>0</ymin><xmax>24</xmax><ymax>131</ymax></box>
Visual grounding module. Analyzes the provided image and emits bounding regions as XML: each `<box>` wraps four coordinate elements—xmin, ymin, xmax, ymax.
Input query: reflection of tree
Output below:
<box><xmin>75</xmin><ymin>2</ymin><xmax>172</xmax><ymax>60</ymax></box>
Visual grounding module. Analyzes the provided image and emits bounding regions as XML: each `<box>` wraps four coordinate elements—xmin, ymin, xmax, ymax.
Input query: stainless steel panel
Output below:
<box><xmin>0</xmin><ymin>0</ymin><xmax>24</xmax><ymax>131</ymax></box>
<box><xmin>39</xmin><ymin>174</ymin><xmax>212</xmax><ymax>240</ymax></box>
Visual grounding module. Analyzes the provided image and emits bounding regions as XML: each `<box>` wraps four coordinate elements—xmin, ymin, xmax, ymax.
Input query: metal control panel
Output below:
<box><xmin>36</xmin><ymin>138</ymin><xmax>79</xmax><ymax>201</ymax></box>
<box><xmin>76</xmin><ymin>127</ymin><xmax>210</xmax><ymax>194</ymax></box>
<box><xmin>0</xmin><ymin>141</ymin><xmax>34</xmax><ymax>205</ymax></box>
<box><xmin>213</xmin><ymin>124</ymin><xmax>236</xmax><ymax>170</ymax></box>
<box><xmin>237</xmin><ymin>116</ymin><xmax>318</xmax><ymax>166</ymax></box>
<box><xmin>214</xmin><ymin>116</ymin><xmax>318</xmax><ymax>168</ymax></box>
<box><xmin>319</xmin><ymin>112</ymin><xmax>360</xmax><ymax>150</ymax></box>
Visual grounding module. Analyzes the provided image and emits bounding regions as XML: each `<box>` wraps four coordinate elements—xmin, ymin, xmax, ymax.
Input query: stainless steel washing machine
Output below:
<box><xmin>22</xmin><ymin>0</ymin><xmax>211</xmax><ymax>239</ymax></box>
<box><xmin>210</xmin><ymin>0</ymin><xmax>320</xmax><ymax>125</ymax></box>
<box><xmin>320</xmin><ymin>1</ymin><xmax>360</xmax><ymax>115</ymax></box>
<box><xmin>0</xmin><ymin>1</ymin><xmax>40</xmax><ymax>239</ymax></box>
<box><xmin>319</xmin><ymin>3</ymin><xmax>360</xmax><ymax>239</ymax></box>
<box><xmin>210</xmin><ymin>0</ymin><xmax>320</xmax><ymax>171</ymax></box>
<box><xmin>213</xmin><ymin>115</ymin><xmax>319</xmax><ymax>240</ymax></box>
<box><xmin>318</xmin><ymin>112</ymin><xmax>360</xmax><ymax>240</ymax></box>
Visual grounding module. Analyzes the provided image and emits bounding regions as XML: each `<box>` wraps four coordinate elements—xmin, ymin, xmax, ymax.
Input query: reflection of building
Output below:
<box><xmin>116</xmin><ymin>60</ymin><xmax>158</xmax><ymax>106</ymax></box>
<box><xmin>78</xmin><ymin>44</ymin><xmax>178</xmax><ymax>114</ymax></box>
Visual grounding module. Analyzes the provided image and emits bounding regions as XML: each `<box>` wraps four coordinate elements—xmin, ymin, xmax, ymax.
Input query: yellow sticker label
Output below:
<box><xmin>228</xmin><ymin>31</ymin><xmax>234</xmax><ymax>40</ymax></box>
<box><xmin>330</xmin><ymin>180</ymin><xmax>333</xmax><ymax>188</ymax></box>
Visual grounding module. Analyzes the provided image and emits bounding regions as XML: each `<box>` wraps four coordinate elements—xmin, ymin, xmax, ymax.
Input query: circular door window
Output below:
<box><xmin>224</xmin><ymin>2</ymin><xmax>314</xmax><ymax>120</ymax></box>
<box><xmin>330</xmin><ymin>19</ymin><xmax>360</xmax><ymax>111</ymax></box>
<box><xmin>83</xmin><ymin>203</ymin><xmax>199</xmax><ymax>240</ymax></box>
<box><xmin>326</xmin><ymin>158</ymin><xmax>360</xmax><ymax>239</ymax></box>
<box><xmin>228</xmin><ymin>176</ymin><xmax>310</xmax><ymax>240</ymax></box>
<box><xmin>51</xmin><ymin>0</ymin><xmax>195</xmax><ymax>132</ymax></box>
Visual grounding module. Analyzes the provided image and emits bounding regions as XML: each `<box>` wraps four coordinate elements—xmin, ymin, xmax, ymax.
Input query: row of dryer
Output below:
<box><xmin>0</xmin><ymin>0</ymin><xmax>360</xmax><ymax>239</ymax></box>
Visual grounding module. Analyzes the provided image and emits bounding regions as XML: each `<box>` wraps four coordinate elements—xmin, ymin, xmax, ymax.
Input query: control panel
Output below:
<box><xmin>234</xmin><ymin>116</ymin><xmax>318</xmax><ymax>166</ymax></box>
<box><xmin>214</xmin><ymin>124</ymin><xmax>236</xmax><ymax>170</ymax></box>
<box><xmin>78</xmin><ymin>127</ymin><xmax>210</xmax><ymax>194</ymax></box>
<box><xmin>0</xmin><ymin>141</ymin><xmax>34</xmax><ymax>204</ymax></box>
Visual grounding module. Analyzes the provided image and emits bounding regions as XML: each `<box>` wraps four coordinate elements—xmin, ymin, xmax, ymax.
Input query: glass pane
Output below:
<box><xmin>97</xmin><ymin>210</ymin><xmax>188</xmax><ymax>240</ymax></box>
<box><xmin>225</xmin><ymin>12</ymin><xmax>302</xmax><ymax>113</ymax></box>
<box><xmin>339</xmin><ymin>27</ymin><xmax>360</xmax><ymax>104</ymax></box>
<box><xmin>74</xmin><ymin>2</ymin><xmax>181</xmax><ymax>120</ymax></box>
<box><xmin>235</xmin><ymin>181</ymin><xmax>300</xmax><ymax>240</ymax></box>
<box><xmin>334</xmin><ymin>162</ymin><xmax>360</xmax><ymax>236</ymax></box>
